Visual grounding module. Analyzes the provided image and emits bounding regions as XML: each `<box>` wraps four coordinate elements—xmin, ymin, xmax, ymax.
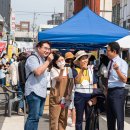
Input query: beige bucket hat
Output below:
<box><xmin>73</xmin><ymin>50</ymin><xmax>91</xmax><ymax>64</ymax></box>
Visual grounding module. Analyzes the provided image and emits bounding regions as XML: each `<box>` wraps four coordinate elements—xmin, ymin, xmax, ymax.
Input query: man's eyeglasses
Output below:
<box><xmin>43</xmin><ymin>46</ymin><xmax>51</xmax><ymax>51</ymax></box>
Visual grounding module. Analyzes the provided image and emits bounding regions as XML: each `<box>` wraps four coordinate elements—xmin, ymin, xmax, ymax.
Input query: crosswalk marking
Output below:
<box><xmin>101</xmin><ymin>116</ymin><xmax>130</xmax><ymax>130</ymax></box>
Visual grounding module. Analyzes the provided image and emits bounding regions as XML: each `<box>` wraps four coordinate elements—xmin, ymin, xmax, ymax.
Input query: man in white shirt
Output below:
<box><xmin>106</xmin><ymin>42</ymin><xmax>128</xmax><ymax>130</ymax></box>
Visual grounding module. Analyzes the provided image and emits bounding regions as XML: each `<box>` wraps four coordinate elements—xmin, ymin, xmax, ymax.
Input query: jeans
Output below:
<box><xmin>74</xmin><ymin>92</ymin><xmax>91</xmax><ymax>130</ymax></box>
<box><xmin>0</xmin><ymin>77</ymin><xmax>6</xmax><ymax>87</ymax></box>
<box><xmin>18</xmin><ymin>82</ymin><xmax>24</xmax><ymax>109</ymax></box>
<box><xmin>24</xmin><ymin>92</ymin><xmax>46</xmax><ymax>130</ymax></box>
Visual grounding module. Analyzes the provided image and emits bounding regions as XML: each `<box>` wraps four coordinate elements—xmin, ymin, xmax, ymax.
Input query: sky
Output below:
<box><xmin>11</xmin><ymin>0</ymin><xmax>64</xmax><ymax>27</ymax></box>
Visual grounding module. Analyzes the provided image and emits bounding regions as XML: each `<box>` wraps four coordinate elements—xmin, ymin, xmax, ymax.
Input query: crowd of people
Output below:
<box><xmin>0</xmin><ymin>41</ymin><xmax>128</xmax><ymax>130</ymax></box>
<box><xmin>0</xmin><ymin>52</ymin><xmax>28</xmax><ymax>113</ymax></box>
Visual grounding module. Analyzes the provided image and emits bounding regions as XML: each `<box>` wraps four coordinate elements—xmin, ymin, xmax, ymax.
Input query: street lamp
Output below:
<box><xmin>6</xmin><ymin>32</ymin><xmax>10</xmax><ymax>54</ymax></box>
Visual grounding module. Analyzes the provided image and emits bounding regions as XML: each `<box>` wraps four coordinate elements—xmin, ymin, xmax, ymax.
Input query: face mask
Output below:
<box><xmin>57</xmin><ymin>62</ymin><xmax>62</xmax><ymax>68</ymax></box>
<box><xmin>61</xmin><ymin>60</ymin><xmax>65</xmax><ymax>66</ymax></box>
<box><xmin>57</xmin><ymin>60</ymin><xmax>65</xmax><ymax>68</ymax></box>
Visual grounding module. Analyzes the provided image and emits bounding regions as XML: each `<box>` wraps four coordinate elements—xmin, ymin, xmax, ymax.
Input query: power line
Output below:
<box><xmin>14</xmin><ymin>11</ymin><xmax>33</xmax><ymax>13</ymax></box>
<box><xmin>14</xmin><ymin>11</ymin><xmax>60</xmax><ymax>14</ymax></box>
<box><xmin>15</xmin><ymin>13</ymin><xmax>52</xmax><ymax>16</ymax></box>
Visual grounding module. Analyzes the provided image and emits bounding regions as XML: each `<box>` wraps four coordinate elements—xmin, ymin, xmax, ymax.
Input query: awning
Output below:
<box><xmin>116</xmin><ymin>35</ymin><xmax>130</xmax><ymax>48</ymax></box>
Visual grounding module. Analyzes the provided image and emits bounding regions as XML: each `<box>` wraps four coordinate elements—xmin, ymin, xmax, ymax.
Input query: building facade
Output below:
<box><xmin>64</xmin><ymin>0</ymin><xmax>74</xmax><ymax>20</ymax></box>
<box><xmin>38</xmin><ymin>24</ymin><xmax>57</xmax><ymax>32</ymax></box>
<box><xmin>47</xmin><ymin>13</ymin><xmax>64</xmax><ymax>25</ymax></box>
<box><xmin>15</xmin><ymin>21</ymin><xmax>30</xmax><ymax>32</ymax></box>
<box><xmin>120</xmin><ymin>0</ymin><xmax>130</xmax><ymax>29</ymax></box>
<box><xmin>100</xmin><ymin>0</ymin><xmax>112</xmax><ymax>22</ymax></box>
<box><xmin>0</xmin><ymin>14</ymin><xmax>4</xmax><ymax>38</ymax></box>
<box><xmin>10</xmin><ymin>11</ymin><xmax>15</xmax><ymax>34</ymax></box>
<box><xmin>0</xmin><ymin>0</ymin><xmax>11</xmax><ymax>31</ymax></box>
<box><xmin>74</xmin><ymin>0</ymin><xmax>100</xmax><ymax>14</ymax></box>
<box><xmin>74</xmin><ymin>0</ymin><xmax>112</xmax><ymax>21</ymax></box>
<box><xmin>14</xmin><ymin>31</ymin><xmax>37</xmax><ymax>52</ymax></box>
<box><xmin>112</xmin><ymin>0</ymin><xmax>120</xmax><ymax>25</ymax></box>
<box><xmin>112</xmin><ymin>0</ymin><xmax>130</xmax><ymax>29</ymax></box>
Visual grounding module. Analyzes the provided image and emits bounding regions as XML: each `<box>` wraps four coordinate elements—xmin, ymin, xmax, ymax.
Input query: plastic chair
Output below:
<box><xmin>2</xmin><ymin>86</ymin><xmax>26</xmax><ymax>117</ymax></box>
<box><xmin>0</xmin><ymin>92</ymin><xmax>9</xmax><ymax>115</ymax></box>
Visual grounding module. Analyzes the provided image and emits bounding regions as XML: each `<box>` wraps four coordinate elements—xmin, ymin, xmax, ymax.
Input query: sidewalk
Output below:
<box><xmin>1</xmin><ymin>89</ymin><xmax>130</xmax><ymax>130</ymax></box>
<box><xmin>0</xmin><ymin>113</ymin><xmax>75</xmax><ymax>130</ymax></box>
<box><xmin>0</xmin><ymin>93</ymin><xmax>75</xmax><ymax>130</ymax></box>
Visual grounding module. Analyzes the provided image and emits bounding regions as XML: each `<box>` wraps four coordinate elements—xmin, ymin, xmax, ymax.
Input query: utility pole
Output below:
<box><xmin>6</xmin><ymin>32</ymin><xmax>10</xmax><ymax>54</ymax></box>
<box><xmin>53</xmin><ymin>8</ymin><xmax>55</xmax><ymax>25</ymax></box>
<box><xmin>32</xmin><ymin>12</ymin><xmax>36</xmax><ymax>44</ymax></box>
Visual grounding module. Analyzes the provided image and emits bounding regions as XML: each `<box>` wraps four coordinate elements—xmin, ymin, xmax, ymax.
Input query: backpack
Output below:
<box><xmin>18</xmin><ymin>54</ymin><xmax>40</xmax><ymax>85</ymax></box>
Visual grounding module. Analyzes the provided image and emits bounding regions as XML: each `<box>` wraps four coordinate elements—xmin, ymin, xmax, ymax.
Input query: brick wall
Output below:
<box><xmin>74</xmin><ymin>0</ymin><xmax>100</xmax><ymax>14</ymax></box>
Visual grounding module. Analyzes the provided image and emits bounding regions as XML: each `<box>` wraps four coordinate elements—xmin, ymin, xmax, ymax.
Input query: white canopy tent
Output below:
<box><xmin>116</xmin><ymin>35</ymin><xmax>130</xmax><ymax>48</ymax></box>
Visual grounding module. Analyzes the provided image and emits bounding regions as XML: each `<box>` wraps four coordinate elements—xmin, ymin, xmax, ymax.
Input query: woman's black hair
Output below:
<box><xmin>89</xmin><ymin>55</ymin><xmax>96</xmax><ymax>62</ymax></box>
<box><xmin>99</xmin><ymin>54</ymin><xmax>110</xmax><ymax>68</ymax></box>
<box><xmin>12</xmin><ymin>53</ymin><xmax>16</xmax><ymax>57</ymax></box>
<box><xmin>52</xmin><ymin>52</ymin><xmax>63</xmax><ymax>69</ymax></box>
<box><xmin>88</xmin><ymin>55</ymin><xmax>96</xmax><ymax>65</ymax></box>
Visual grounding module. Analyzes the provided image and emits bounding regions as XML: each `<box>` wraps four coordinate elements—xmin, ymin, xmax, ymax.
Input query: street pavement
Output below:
<box><xmin>0</xmin><ymin>110</ymin><xmax>130</xmax><ymax>130</ymax></box>
<box><xmin>0</xmin><ymin>86</ymin><xmax>130</xmax><ymax>130</ymax></box>
<box><xmin>0</xmin><ymin>112</ymin><xmax>76</xmax><ymax>130</ymax></box>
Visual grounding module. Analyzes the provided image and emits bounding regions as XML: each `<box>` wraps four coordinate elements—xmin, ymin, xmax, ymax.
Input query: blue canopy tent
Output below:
<box><xmin>38</xmin><ymin>7</ymin><xmax>130</xmax><ymax>49</ymax></box>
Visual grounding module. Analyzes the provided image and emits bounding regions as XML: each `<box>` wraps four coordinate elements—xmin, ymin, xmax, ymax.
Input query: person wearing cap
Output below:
<box><xmin>65</xmin><ymin>52</ymin><xmax>74</xmax><ymax>67</ymax></box>
<box><xmin>72</xmin><ymin>50</ymin><xmax>97</xmax><ymax>130</ymax></box>
<box><xmin>65</xmin><ymin>52</ymin><xmax>76</xmax><ymax>127</ymax></box>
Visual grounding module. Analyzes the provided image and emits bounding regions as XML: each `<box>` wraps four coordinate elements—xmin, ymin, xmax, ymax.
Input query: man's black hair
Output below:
<box><xmin>36</xmin><ymin>41</ymin><xmax>51</xmax><ymax>48</ymax></box>
<box><xmin>18</xmin><ymin>52</ymin><xmax>28</xmax><ymax>61</ymax></box>
<box><xmin>108</xmin><ymin>42</ymin><xmax>120</xmax><ymax>54</ymax></box>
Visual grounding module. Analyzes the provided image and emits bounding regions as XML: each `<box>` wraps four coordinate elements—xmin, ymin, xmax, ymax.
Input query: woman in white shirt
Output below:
<box><xmin>49</xmin><ymin>52</ymin><xmax>73</xmax><ymax>130</ymax></box>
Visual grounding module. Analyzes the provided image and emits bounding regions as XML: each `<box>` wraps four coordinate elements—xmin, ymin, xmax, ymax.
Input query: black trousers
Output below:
<box><xmin>107</xmin><ymin>87</ymin><xmax>125</xmax><ymax>130</ymax></box>
<box><xmin>74</xmin><ymin>92</ymin><xmax>91</xmax><ymax>130</ymax></box>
